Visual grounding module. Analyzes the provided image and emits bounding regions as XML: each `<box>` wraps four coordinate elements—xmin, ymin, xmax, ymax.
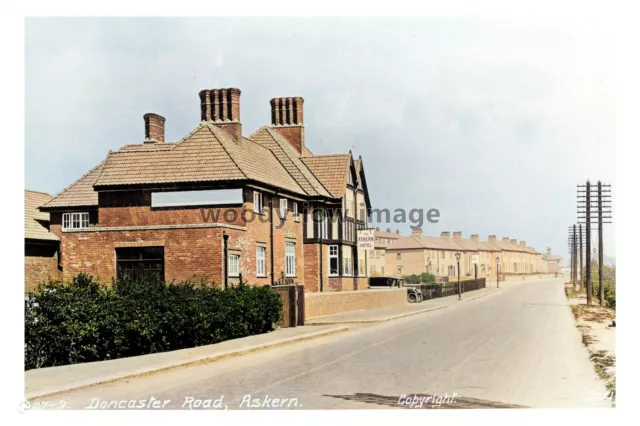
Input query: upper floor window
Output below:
<box><xmin>62</xmin><ymin>212</ymin><xmax>89</xmax><ymax>230</ymax></box>
<box><xmin>253</xmin><ymin>191</ymin><xmax>263</xmax><ymax>214</ymax></box>
<box><xmin>293</xmin><ymin>202</ymin><xmax>299</xmax><ymax>222</ymax></box>
<box><xmin>280</xmin><ymin>198</ymin><xmax>288</xmax><ymax>219</ymax></box>
<box><xmin>396</xmin><ymin>252</ymin><xmax>401</xmax><ymax>260</ymax></box>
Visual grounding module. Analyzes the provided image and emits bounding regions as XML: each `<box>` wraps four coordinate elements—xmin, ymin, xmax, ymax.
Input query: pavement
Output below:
<box><xmin>28</xmin><ymin>278</ymin><xmax>611</xmax><ymax>409</ymax></box>
<box><xmin>25</xmin><ymin>324</ymin><xmax>347</xmax><ymax>401</ymax></box>
<box><xmin>306</xmin><ymin>286</ymin><xmax>499</xmax><ymax>324</ymax></box>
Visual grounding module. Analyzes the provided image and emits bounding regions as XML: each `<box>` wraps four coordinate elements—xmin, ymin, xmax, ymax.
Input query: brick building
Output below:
<box><xmin>385</xmin><ymin>229</ymin><xmax>542</xmax><ymax>279</ymax></box>
<box><xmin>37</xmin><ymin>88</ymin><xmax>372</xmax><ymax>292</ymax></box>
<box><xmin>25</xmin><ymin>190</ymin><xmax>61</xmax><ymax>291</ymax></box>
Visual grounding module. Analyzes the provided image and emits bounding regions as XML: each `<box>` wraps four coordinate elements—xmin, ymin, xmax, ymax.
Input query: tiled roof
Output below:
<box><xmin>25</xmin><ymin>190</ymin><xmax>59</xmax><ymax>241</ymax></box>
<box><xmin>249</xmin><ymin>127</ymin><xmax>331</xmax><ymax>198</ymax></box>
<box><xmin>40</xmin><ymin>162</ymin><xmax>104</xmax><ymax>209</ymax></box>
<box><xmin>93</xmin><ymin>124</ymin><xmax>306</xmax><ymax>195</ymax></box>
<box><xmin>388</xmin><ymin>235</ymin><xmax>461</xmax><ymax>251</ymax></box>
<box><xmin>482</xmin><ymin>239</ymin><xmax>540</xmax><ymax>254</ymax></box>
<box><xmin>375</xmin><ymin>230</ymin><xmax>403</xmax><ymax>239</ymax></box>
<box><xmin>453</xmin><ymin>239</ymin><xmax>499</xmax><ymax>252</ymax></box>
<box><xmin>300</xmin><ymin>154</ymin><xmax>351</xmax><ymax>198</ymax></box>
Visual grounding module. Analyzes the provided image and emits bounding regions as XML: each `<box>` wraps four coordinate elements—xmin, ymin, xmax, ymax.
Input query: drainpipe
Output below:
<box><xmin>318</xmin><ymin>205</ymin><xmax>324</xmax><ymax>292</ymax></box>
<box><xmin>223</xmin><ymin>233</ymin><xmax>229</xmax><ymax>290</ymax></box>
<box><xmin>269</xmin><ymin>195</ymin><xmax>275</xmax><ymax>286</ymax></box>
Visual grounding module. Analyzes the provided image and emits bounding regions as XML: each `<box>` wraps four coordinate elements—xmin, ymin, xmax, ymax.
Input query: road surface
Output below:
<box><xmin>32</xmin><ymin>278</ymin><xmax>611</xmax><ymax>409</ymax></box>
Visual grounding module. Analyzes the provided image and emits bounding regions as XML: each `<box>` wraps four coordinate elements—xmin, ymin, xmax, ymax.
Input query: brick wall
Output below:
<box><xmin>25</xmin><ymin>242</ymin><xmax>61</xmax><ymax>292</ymax></box>
<box><xmin>50</xmin><ymin>187</ymin><xmax>305</xmax><ymax>286</ymax></box>
<box><xmin>305</xmin><ymin>288</ymin><xmax>407</xmax><ymax>318</ymax></box>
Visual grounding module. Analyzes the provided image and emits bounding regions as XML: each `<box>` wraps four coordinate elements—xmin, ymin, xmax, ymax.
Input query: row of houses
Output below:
<box><xmin>25</xmin><ymin>88</ymin><xmax>372</xmax><ymax>292</ymax></box>
<box><xmin>368</xmin><ymin>228</ymin><xmax>562</xmax><ymax>279</ymax></box>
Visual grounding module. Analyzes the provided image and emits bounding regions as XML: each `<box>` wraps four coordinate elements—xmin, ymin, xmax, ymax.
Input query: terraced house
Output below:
<box><xmin>386</xmin><ymin>230</ymin><xmax>542</xmax><ymax>279</ymax></box>
<box><xmin>36</xmin><ymin>88</ymin><xmax>372</xmax><ymax>292</ymax></box>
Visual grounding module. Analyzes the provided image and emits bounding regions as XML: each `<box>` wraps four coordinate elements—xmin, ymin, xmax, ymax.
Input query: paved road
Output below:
<box><xmin>33</xmin><ymin>278</ymin><xmax>611</xmax><ymax>410</ymax></box>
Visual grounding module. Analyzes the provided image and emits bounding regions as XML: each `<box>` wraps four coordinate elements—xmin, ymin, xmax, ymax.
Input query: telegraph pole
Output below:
<box><xmin>578</xmin><ymin>180</ymin><xmax>612</xmax><ymax>306</ymax></box>
<box><xmin>578</xmin><ymin>224</ymin><xmax>583</xmax><ymax>291</ymax></box>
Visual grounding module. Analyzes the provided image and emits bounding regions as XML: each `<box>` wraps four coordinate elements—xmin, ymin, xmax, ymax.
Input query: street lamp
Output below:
<box><xmin>496</xmin><ymin>256</ymin><xmax>500</xmax><ymax>289</ymax></box>
<box><xmin>455</xmin><ymin>251</ymin><xmax>462</xmax><ymax>300</ymax></box>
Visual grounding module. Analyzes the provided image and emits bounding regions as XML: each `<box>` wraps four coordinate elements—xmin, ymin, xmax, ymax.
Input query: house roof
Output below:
<box><xmin>25</xmin><ymin>190</ymin><xmax>59</xmax><ymax>241</ymax></box>
<box><xmin>300</xmin><ymin>154</ymin><xmax>352</xmax><ymax>198</ymax></box>
<box><xmin>249</xmin><ymin>127</ymin><xmax>331</xmax><ymax>198</ymax></box>
<box><xmin>388</xmin><ymin>235</ymin><xmax>461</xmax><ymax>251</ymax></box>
<box><xmin>92</xmin><ymin>123</ymin><xmax>306</xmax><ymax>195</ymax></box>
<box><xmin>482</xmin><ymin>239</ymin><xmax>541</xmax><ymax>255</ymax></box>
<box><xmin>453</xmin><ymin>238</ymin><xmax>499</xmax><ymax>252</ymax></box>
<box><xmin>40</xmin><ymin>162</ymin><xmax>104</xmax><ymax>209</ymax></box>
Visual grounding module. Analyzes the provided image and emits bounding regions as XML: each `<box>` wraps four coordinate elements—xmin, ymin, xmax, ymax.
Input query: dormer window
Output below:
<box><xmin>62</xmin><ymin>212</ymin><xmax>89</xmax><ymax>230</ymax></box>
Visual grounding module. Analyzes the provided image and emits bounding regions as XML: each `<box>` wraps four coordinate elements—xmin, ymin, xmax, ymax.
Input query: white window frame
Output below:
<box><xmin>280</xmin><ymin>198</ymin><xmax>288</xmax><ymax>219</ymax></box>
<box><xmin>62</xmin><ymin>212</ymin><xmax>89</xmax><ymax>230</ymax></box>
<box><xmin>293</xmin><ymin>202</ymin><xmax>299</xmax><ymax>222</ymax></box>
<box><xmin>228</xmin><ymin>254</ymin><xmax>240</xmax><ymax>277</ymax></box>
<box><xmin>285</xmin><ymin>242</ymin><xmax>296</xmax><ymax>277</ymax></box>
<box><xmin>256</xmin><ymin>247</ymin><xmax>266</xmax><ymax>277</ymax></box>
<box><xmin>329</xmin><ymin>245</ymin><xmax>339</xmax><ymax>277</ymax></box>
<box><xmin>253</xmin><ymin>191</ymin><xmax>263</xmax><ymax>214</ymax></box>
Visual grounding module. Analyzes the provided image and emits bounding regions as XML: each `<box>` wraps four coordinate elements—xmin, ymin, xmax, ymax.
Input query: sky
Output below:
<box><xmin>24</xmin><ymin>17</ymin><xmax>616</xmax><ymax>263</ymax></box>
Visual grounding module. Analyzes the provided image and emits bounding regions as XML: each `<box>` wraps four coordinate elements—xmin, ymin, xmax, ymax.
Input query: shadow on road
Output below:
<box><xmin>324</xmin><ymin>393</ymin><xmax>527</xmax><ymax>409</ymax></box>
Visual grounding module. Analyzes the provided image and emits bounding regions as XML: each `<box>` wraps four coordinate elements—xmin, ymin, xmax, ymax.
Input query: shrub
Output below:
<box><xmin>25</xmin><ymin>274</ymin><xmax>283</xmax><ymax>370</ymax></box>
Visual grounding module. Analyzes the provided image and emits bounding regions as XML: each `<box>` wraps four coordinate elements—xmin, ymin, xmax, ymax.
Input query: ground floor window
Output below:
<box><xmin>116</xmin><ymin>247</ymin><xmax>164</xmax><ymax>282</ymax></box>
<box><xmin>329</xmin><ymin>245</ymin><xmax>339</xmax><ymax>276</ymax></box>
<box><xmin>256</xmin><ymin>247</ymin><xmax>266</xmax><ymax>277</ymax></box>
<box><xmin>228</xmin><ymin>254</ymin><xmax>240</xmax><ymax>277</ymax></box>
<box><xmin>343</xmin><ymin>247</ymin><xmax>353</xmax><ymax>276</ymax></box>
<box><xmin>285</xmin><ymin>242</ymin><xmax>296</xmax><ymax>277</ymax></box>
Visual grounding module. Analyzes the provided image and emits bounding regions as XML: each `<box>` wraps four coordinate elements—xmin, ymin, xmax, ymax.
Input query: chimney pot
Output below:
<box><xmin>144</xmin><ymin>113</ymin><xmax>166</xmax><ymax>143</ymax></box>
<box><xmin>270</xmin><ymin>96</ymin><xmax>305</xmax><ymax>154</ymax></box>
<box><xmin>200</xmin><ymin>88</ymin><xmax>242</xmax><ymax>140</ymax></box>
<box><xmin>488</xmin><ymin>234</ymin><xmax>497</xmax><ymax>241</ymax></box>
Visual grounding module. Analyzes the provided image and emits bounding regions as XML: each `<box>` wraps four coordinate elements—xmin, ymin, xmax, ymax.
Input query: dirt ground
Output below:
<box><xmin>566</xmin><ymin>284</ymin><xmax>616</xmax><ymax>403</ymax></box>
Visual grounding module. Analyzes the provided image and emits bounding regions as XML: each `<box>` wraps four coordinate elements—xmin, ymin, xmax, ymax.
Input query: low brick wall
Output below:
<box><xmin>305</xmin><ymin>288</ymin><xmax>407</xmax><ymax>318</ymax></box>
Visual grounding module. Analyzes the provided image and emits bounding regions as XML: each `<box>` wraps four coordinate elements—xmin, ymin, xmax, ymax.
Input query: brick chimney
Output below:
<box><xmin>199</xmin><ymin>88</ymin><xmax>242</xmax><ymax>140</ymax></box>
<box><xmin>386</xmin><ymin>228</ymin><xmax>391</xmax><ymax>232</ymax></box>
<box><xmin>502</xmin><ymin>237</ymin><xmax>510</xmax><ymax>242</ymax></box>
<box><xmin>441</xmin><ymin>231</ymin><xmax>451</xmax><ymax>239</ymax></box>
<box><xmin>144</xmin><ymin>113</ymin><xmax>165</xmax><ymax>143</ymax></box>
<box><xmin>519</xmin><ymin>241</ymin><xmax>527</xmax><ymax>246</ymax></box>
<box><xmin>510</xmin><ymin>239</ymin><xmax>518</xmax><ymax>245</ymax></box>
<box><xmin>375</xmin><ymin>226</ymin><xmax>380</xmax><ymax>231</ymax></box>
<box><xmin>470</xmin><ymin>234</ymin><xmax>479</xmax><ymax>242</ymax></box>
<box><xmin>488</xmin><ymin>234</ymin><xmax>497</xmax><ymax>242</ymax></box>
<box><xmin>270</xmin><ymin>97</ymin><xmax>305</xmax><ymax>154</ymax></box>
<box><xmin>396</xmin><ymin>229</ymin><xmax>400</xmax><ymax>234</ymax></box>
<box><xmin>411</xmin><ymin>228</ymin><xmax>423</xmax><ymax>238</ymax></box>
<box><xmin>546</xmin><ymin>247</ymin><xmax>551</xmax><ymax>256</ymax></box>
<box><xmin>452</xmin><ymin>231</ymin><xmax>463</xmax><ymax>241</ymax></box>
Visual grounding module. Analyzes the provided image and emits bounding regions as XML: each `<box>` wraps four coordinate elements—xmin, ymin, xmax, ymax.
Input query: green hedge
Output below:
<box><xmin>403</xmin><ymin>273</ymin><xmax>436</xmax><ymax>284</ymax></box>
<box><xmin>25</xmin><ymin>274</ymin><xmax>283</xmax><ymax>370</ymax></box>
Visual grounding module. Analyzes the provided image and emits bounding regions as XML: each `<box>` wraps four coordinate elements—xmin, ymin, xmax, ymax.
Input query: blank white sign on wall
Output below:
<box><xmin>151</xmin><ymin>189</ymin><xmax>243</xmax><ymax>208</ymax></box>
